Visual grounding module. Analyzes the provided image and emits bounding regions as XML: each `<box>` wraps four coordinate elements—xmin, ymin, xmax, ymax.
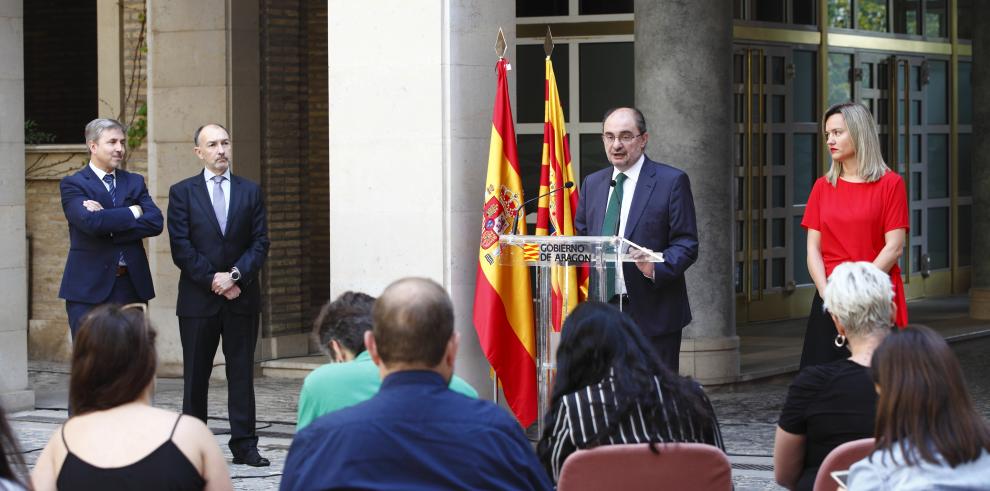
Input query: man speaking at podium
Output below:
<box><xmin>575</xmin><ymin>107</ymin><xmax>698</xmax><ymax>372</ymax></box>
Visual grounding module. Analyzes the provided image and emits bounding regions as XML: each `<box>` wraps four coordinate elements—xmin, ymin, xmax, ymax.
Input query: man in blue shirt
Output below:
<box><xmin>281</xmin><ymin>277</ymin><xmax>551</xmax><ymax>491</ymax></box>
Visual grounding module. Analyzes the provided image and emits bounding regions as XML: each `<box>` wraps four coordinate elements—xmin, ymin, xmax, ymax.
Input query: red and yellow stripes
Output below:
<box><xmin>472</xmin><ymin>58</ymin><xmax>537</xmax><ymax>427</ymax></box>
<box><xmin>535</xmin><ymin>57</ymin><xmax>587</xmax><ymax>332</ymax></box>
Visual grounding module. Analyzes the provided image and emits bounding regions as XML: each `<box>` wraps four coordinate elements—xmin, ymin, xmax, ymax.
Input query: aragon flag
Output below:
<box><xmin>472</xmin><ymin>58</ymin><xmax>537</xmax><ymax>427</ymax></box>
<box><xmin>535</xmin><ymin>55</ymin><xmax>587</xmax><ymax>332</ymax></box>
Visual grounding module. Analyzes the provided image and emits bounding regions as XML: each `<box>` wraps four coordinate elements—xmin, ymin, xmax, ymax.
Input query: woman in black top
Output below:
<box><xmin>774</xmin><ymin>262</ymin><xmax>894</xmax><ymax>490</ymax></box>
<box><xmin>31</xmin><ymin>304</ymin><xmax>232</xmax><ymax>491</ymax></box>
<box><xmin>537</xmin><ymin>302</ymin><xmax>724</xmax><ymax>482</ymax></box>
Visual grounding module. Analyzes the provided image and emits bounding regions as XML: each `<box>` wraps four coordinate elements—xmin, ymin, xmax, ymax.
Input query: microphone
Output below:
<box><xmin>610</xmin><ymin>179</ymin><xmax>617</xmax><ymax>187</ymax></box>
<box><xmin>510</xmin><ymin>181</ymin><xmax>574</xmax><ymax>235</ymax></box>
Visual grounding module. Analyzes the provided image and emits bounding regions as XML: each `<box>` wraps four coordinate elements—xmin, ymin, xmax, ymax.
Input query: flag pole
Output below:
<box><xmin>491</xmin><ymin>26</ymin><xmax>506</xmax><ymax>407</ymax></box>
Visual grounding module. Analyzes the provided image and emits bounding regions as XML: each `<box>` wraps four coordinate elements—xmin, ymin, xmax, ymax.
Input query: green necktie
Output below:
<box><xmin>601</xmin><ymin>173</ymin><xmax>627</xmax><ymax>299</ymax></box>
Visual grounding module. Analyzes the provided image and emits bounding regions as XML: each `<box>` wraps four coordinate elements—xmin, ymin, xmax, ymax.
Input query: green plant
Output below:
<box><xmin>127</xmin><ymin>103</ymin><xmax>147</xmax><ymax>150</ymax></box>
<box><xmin>24</xmin><ymin>119</ymin><xmax>56</xmax><ymax>144</ymax></box>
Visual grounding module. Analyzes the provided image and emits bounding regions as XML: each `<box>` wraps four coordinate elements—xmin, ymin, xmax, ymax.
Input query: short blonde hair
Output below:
<box><xmin>822</xmin><ymin>102</ymin><xmax>889</xmax><ymax>186</ymax></box>
<box><xmin>823</xmin><ymin>261</ymin><xmax>894</xmax><ymax>338</ymax></box>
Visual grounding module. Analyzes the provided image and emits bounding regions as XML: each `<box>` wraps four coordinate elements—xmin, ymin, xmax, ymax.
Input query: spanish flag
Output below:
<box><xmin>473</xmin><ymin>58</ymin><xmax>537</xmax><ymax>427</ymax></box>
<box><xmin>535</xmin><ymin>56</ymin><xmax>586</xmax><ymax>332</ymax></box>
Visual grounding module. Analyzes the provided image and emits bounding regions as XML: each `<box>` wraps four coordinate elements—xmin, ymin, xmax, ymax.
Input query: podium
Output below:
<box><xmin>498</xmin><ymin>235</ymin><xmax>664</xmax><ymax>432</ymax></box>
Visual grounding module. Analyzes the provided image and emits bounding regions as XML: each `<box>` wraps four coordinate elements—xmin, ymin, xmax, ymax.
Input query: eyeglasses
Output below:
<box><xmin>121</xmin><ymin>302</ymin><xmax>147</xmax><ymax>314</ymax></box>
<box><xmin>602</xmin><ymin>133</ymin><xmax>642</xmax><ymax>145</ymax></box>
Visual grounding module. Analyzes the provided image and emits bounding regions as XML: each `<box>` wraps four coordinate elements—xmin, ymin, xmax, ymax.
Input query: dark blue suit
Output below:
<box><xmin>576</xmin><ymin>156</ymin><xmax>698</xmax><ymax>370</ymax></box>
<box><xmin>167</xmin><ymin>171</ymin><xmax>269</xmax><ymax>454</ymax></box>
<box><xmin>59</xmin><ymin>165</ymin><xmax>163</xmax><ymax>335</ymax></box>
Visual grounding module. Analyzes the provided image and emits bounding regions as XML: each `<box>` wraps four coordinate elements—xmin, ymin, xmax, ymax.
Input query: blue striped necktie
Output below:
<box><xmin>103</xmin><ymin>174</ymin><xmax>125</xmax><ymax>266</ymax></box>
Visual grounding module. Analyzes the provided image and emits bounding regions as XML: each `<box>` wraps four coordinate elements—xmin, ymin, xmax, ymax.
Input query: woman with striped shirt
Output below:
<box><xmin>536</xmin><ymin>302</ymin><xmax>725</xmax><ymax>482</ymax></box>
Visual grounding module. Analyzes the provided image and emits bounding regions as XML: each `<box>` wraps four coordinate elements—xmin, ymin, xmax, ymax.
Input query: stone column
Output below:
<box><xmin>0</xmin><ymin>0</ymin><xmax>34</xmax><ymax>410</ymax></box>
<box><xmin>328</xmin><ymin>0</ymin><xmax>514</xmax><ymax>398</ymax></box>
<box><xmin>635</xmin><ymin>0</ymin><xmax>739</xmax><ymax>383</ymax></box>
<box><xmin>970</xmin><ymin>1</ymin><xmax>990</xmax><ymax>319</ymax></box>
<box><xmin>147</xmin><ymin>0</ymin><xmax>261</xmax><ymax>374</ymax></box>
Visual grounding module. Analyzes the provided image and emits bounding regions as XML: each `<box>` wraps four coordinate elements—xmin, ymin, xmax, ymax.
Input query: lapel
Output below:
<box><xmin>590</xmin><ymin>172</ymin><xmax>611</xmax><ymax>235</ymax></box>
<box><xmin>225</xmin><ymin>174</ymin><xmax>243</xmax><ymax>235</ymax></box>
<box><xmin>80</xmin><ymin>165</ymin><xmax>115</xmax><ymax>209</ymax></box>
<box><xmin>623</xmin><ymin>159</ymin><xmax>658</xmax><ymax>238</ymax></box>
<box><xmin>192</xmin><ymin>172</ymin><xmax>224</xmax><ymax>237</ymax></box>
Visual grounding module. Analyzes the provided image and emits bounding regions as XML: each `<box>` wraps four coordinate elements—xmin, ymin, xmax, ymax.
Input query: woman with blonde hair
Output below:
<box><xmin>800</xmin><ymin>102</ymin><xmax>908</xmax><ymax>368</ymax></box>
<box><xmin>31</xmin><ymin>304</ymin><xmax>232</xmax><ymax>491</ymax></box>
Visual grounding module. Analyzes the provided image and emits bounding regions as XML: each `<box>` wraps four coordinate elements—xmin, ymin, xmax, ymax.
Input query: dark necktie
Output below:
<box><xmin>212</xmin><ymin>175</ymin><xmax>227</xmax><ymax>235</ymax></box>
<box><xmin>601</xmin><ymin>173</ymin><xmax>627</xmax><ymax>299</ymax></box>
<box><xmin>103</xmin><ymin>174</ymin><xmax>125</xmax><ymax>266</ymax></box>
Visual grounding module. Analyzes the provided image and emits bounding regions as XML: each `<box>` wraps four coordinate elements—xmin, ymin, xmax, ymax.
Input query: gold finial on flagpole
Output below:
<box><xmin>495</xmin><ymin>27</ymin><xmax>507</xmax><ymax>59</ymax></box>
<box><xmin>544</xmin><ymin>26</ymin><xmax>554</xmax><ymax>57</ymax></box>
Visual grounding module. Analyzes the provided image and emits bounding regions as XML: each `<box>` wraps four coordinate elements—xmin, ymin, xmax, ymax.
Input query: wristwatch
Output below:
<box><xmin>230</xmin><ymin>267</ymin><xmax>241</xmax><ymax>282</ymax></box>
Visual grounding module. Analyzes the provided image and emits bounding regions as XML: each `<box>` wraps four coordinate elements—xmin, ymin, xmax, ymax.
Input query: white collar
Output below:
<box><xmin>89</xmin><ymin>161</ymin><xmax>115</xmax><ymax>180</ymax></box>
<box><xmin>611</xmin><ymin>154</ymin><xmax>645</xmax><ymax>182</ymax></box>
<box><xmin>203</xmin><ymin>168</ymin><xmax>232</xmax><ymax>182</ymax></box>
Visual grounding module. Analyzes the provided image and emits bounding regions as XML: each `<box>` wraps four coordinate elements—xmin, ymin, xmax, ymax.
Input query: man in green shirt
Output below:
<box><xmin>297</xmin><ymin>291</ymin><xmax>477</xmax><ymax>430</ymax></box>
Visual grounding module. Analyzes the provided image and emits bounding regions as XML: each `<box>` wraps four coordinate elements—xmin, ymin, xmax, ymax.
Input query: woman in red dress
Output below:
<box><xmin>800</xmin><ymin>102</ymin><xmax>908</xmax><ymax>368</ymax></box>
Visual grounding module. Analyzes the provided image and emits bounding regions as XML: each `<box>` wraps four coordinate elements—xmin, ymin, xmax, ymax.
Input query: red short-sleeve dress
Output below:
<box><xmin>801</xmin><ymin>171</ymin><xmax>909</xmax><ymax>327</ymax></box>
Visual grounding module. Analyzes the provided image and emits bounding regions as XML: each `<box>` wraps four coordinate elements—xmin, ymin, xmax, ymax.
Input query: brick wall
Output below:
<box><xmin>305</xmin><ymin>0</ymin><xmax>330</xmax><ymax>326</ymax></box>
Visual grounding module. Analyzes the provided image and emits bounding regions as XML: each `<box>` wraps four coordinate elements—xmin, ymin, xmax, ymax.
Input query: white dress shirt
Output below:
<box><xmin>605</xmin><ymin>154</ymin><xmax>645</xmax><ymax>294</ymax></box>
<box><xmin>89</xmin><ymin>161</ymin><xmax>140</xmax><ymax>219</ymax></box>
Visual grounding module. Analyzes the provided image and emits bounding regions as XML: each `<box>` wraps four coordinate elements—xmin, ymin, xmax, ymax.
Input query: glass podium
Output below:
<box><xmin>498</xmin><ymin>235</ymin><xmax>664</xmax><ymax>433</ymax></box>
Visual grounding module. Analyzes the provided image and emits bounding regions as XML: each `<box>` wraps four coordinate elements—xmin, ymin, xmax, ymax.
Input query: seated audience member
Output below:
<box><xmin>31</xmin><ymin>304</ymin><xmax>232</xmax><ymax>491</ymax></box>
<box><xmin>1</xmin><ymin>405</ymin><xmax>28</xmax><ymax>491</ymax></box>
<box><xmin>536</xmin><ymin>301</ymin><xmax>724</xmax><ymax>482</ymax></box>
<box><xmin>296</xmin><ymin>291</ymin><xmax>477</xmax><ymax>430</ymax></box>
<box><xmin>774</xmin><ymin>262</ymin><xmax>893</xmax><ymax>490</ymax></box>
<box><xmin>847</xmin><ymin>325</ymin><xmax>990</xmax><ymax>490</ymax></box>
<box><xmin>280</xmin><ymin>278</ymin><xmax>551</xmax><ymax>491</ymax></box>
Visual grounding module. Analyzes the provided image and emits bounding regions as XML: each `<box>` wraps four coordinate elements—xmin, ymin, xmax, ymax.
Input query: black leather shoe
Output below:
<box><xmin>232</xmin><ymin>448</ymin><xmax>271</xmax><ymax>467</ymax></box>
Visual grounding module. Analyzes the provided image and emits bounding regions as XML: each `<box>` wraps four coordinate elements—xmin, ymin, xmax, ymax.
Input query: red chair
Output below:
<box><xmin>557</xmin><ymin>443</ymin><xmax>732</xmax><ymax>491</ymax></box>
<box><xmin>812</xmin><ymin>438</ymin><xmax>876</xmax><ymax>491</ymax></box>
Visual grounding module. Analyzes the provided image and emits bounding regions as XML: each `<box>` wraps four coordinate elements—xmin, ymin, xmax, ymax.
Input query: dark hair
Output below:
<box><xmin>0</xmin><ymin>404</ymin><xmax>28</xmax><ymax>488</ymax></box>
<box><xmin>70</xmin><ymin>304</ymin><xmax>158</xmax><ymax>415</ymax></box>
<box><xmin>603</xmin><ymin>107</ymin><xmax>647</xmax><ymax>134</ymax></box>
<box><xmin>538</xmin><ymin>302</ymin><xmax>715</xmax><ymax>457</ymax></box>
<box><xmin>871</xmin><ymin>325</ymin><xmax>990</xmax><ymax>467</ymax></box>
<box><xmin>193</xmin><ymin>123</ymin><xmax>230</xmax><ymax>146</ymax></box>
<box><xmin>311</xmin><ymin>291</ymin><xmax>376</xmax><ymax>356</ymax></box>
<box><xmin>372</xmin><ymin>278</ymin><xmax>453</xmax><ymax>367</ymax></box>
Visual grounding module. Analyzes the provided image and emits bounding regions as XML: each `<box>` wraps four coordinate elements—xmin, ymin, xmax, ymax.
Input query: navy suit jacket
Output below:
<box><xmin>575</xmin><ymin>156</ymin><xmax>699</xmax><ymax>337</ymax></box>
<box><xmin>167</xmin><ymin>172</ymin><xmax>270</xmax><ymax>317</ymax></box>
<box><xmin>58</xmin><ymin>165</ymin><xmax>163</xmax><ymax>303</ymax></box>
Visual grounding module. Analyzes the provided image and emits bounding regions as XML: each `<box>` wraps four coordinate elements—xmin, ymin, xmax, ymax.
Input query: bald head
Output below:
<box><xmin>371</xmin><ymin>277</ymin><xmax>453</xmax><ymax>367</ymax></box>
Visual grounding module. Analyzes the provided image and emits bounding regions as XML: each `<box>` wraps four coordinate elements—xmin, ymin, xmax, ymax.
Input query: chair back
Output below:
<box><xmin>812</xmin><ymin>438</ymin><xmax>876</xmax><ymax>491</ymax></box>
<box><xmin>557</xmin><ymin>443</ymin><xmax>731</xmax><ymax>491</ymax></box>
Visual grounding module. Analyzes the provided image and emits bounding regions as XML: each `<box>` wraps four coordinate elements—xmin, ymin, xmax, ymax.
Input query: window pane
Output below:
<box><xmin>926</xmin><ymin>60</ymin><xmax>948</xmax><ymax>125</ymax></box>
<box><xmin>862</xmin><ymin>62</ymin><xmax>874</xmax><ymax>88</ymax></box>
<box><xmin>772</xmin><ymin>257</ymin><xmax>786</xmax><ymax>288</ymax></box>
<box><xmin>754</xmin><ymin>0</ymin><xmax>786</xmax><ymax>22</ymax></box>
<box><xmin>772</xmin><ymin>56</ymin><xmax>785</xmax><ymax>85</ymax></box>
<box><xmin>959</xmin><ymin>133</ymin><xmax>972</xmax><ymax>196</ymax></box>
<box><xmin>928</xmin><ymin>207</ymin><xmax>949</xmax><ymax>269</ymax></box>
<box><xmin>517</xmin><ymin>44</ymin><xmax>569</xmax><ymax>124</ymax></box>
<box><xmin>794</xmin><ymin>0</ymin><xmax>817</xmax><ymax>25</ymax></box>
<box><xmin>735</xmin><ymin>0</ymin><xmax>744</xmax><ymax>19</ymax></box>
<box><xmin>579</xmin><ymin>0</ymin><xmax>633</xmax><ymax>14</ymax></box>
<box><xmin>924</xmin><ymin>0</ymin><xmax>947</xmax><ymax>37</ymax></box>
<box><xmin>959</xmin><ymin>62</ymin><xmax>972</xmax><ymax>125</ymax></box>
<box><xmin>858</xmin><ymin>0</ymin><xmax>889</xmax><ymax>32</ymax></box>
<box><xmin>578</xmin><ymin>133</ymin><xmax>610</xmax><ymax>182</ymax></box>
<box><xmin>829</xmin><ymin>0</ymin><xmax>852</xmax><ymax>28</ymax></box>
<box><xmin>794</xmin><ymin>134</ymin><xmax>817</xmax><ymax>205</ymax></box>
<box><xmin>912</xmin><ymin>244</ymin><xmax>922</xmax><ymax>272</ymax></box>
<box><xmin>517</xmin><ymin>134</ymin><xmax>545</xmax><ymax>207</ymax></box>
<box><xmin>579</xmin><ymin>43</ymin><xmax>634</xmax><ymax>122</ymax></box>
<box><xmin>958</xmin><ymin>0</ymin><xmax>973</xmax><ymax>39</ymax></box>
<box><xmin>772</xmin><ymin>133</ymin><xmax>785</xmax><ymax>166</ymax></box>
<box><xmin>794</xmin><ymin>50</ymin><xmax>817</xmax><ymax>122</ymax></box>
<box><xmin>959</xmin><ymin>205</ymin><xmax>972</xmax><ymax>266</ymax></box>
<box><xmin>828</xmin><ymin>53</ymin><xmax>852</xmax><ymax>106</ymax></box>
<box><xmin>772</xmin><ymin>95</ymin><xmax>786</xmax><ymax>123</ymax></box>
<box><xmin>912</xmin><ymin>209</ymin><xmax>922</xmax><ymax>236</ymax></box>
<box><xmin>911</xmin><ymin>134</ymin><xmax>921</xmax><ymax>163</ymax></box>
<box><xmin>517</xmin><ymin>0</ymin><xmax>568</xmax><ymax>17</ymax></box>
<box><xmin>794</xmin><ymin>215</ymin><xmax>812</xmax><ymax>285</ymax></box>
<box><xmin>927</xmin><ymin>134</ymin><xmax>948</xmax><ymax>199</ymax></box>
<box><xmin>773</xmin><ymin>218</ymin><xmax>785</xmax><ymax>247</ymax></box>
<box><xmin>912</xmin><ymin>100</ymin><xmax>922</xmax><ymax>126</ymax></box>
<box><xmin>911</xmin><ymin>171</ymin><xmax>922</xmax><ymax>201</ymax></box>
<box><xmin>773</xmin><ymin>176</ymin><xmax>786</xmax><ymax>208</ymax></box>
<box><xmin>893</xmin><ymin>0</ymin><xmax>920</xmax><ymax>34</ymax></box>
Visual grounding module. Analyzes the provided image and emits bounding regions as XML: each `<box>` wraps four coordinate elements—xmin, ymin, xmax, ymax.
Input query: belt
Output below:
<box><xmin>115</xmin><ymin>265</ymin><xmax>129</xmax><ymax>277</ymax></box>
